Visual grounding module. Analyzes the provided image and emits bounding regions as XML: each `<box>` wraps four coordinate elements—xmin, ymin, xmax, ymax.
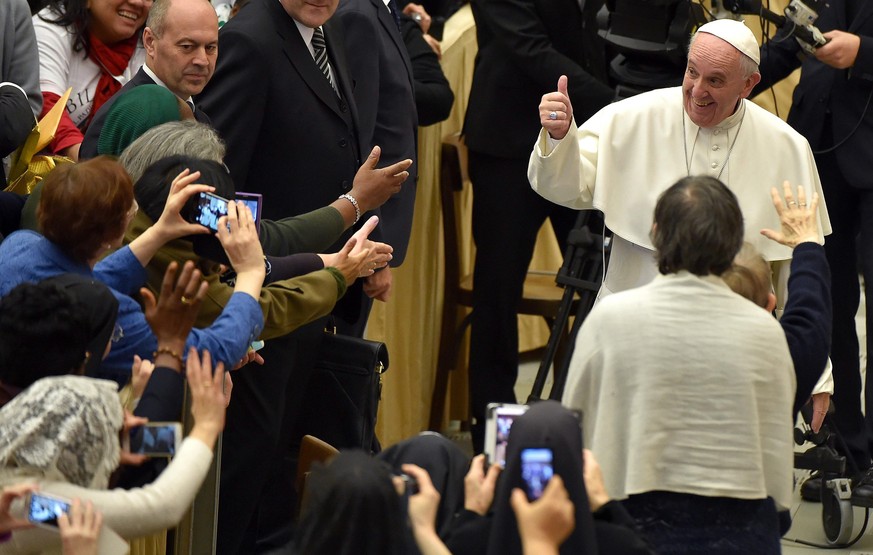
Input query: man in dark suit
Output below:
<box><xmin>79</xmin><ymin>0</ymin><xmax>218</xmax><ymax>159</ymax></box>
<box><xmin>334</xmin><ymin>0</ymin><xmax>418</xmax><ymax>323</ymax></box>
<box><xmin>756</xmin><ymin>0</ymin><xmax>873</xmax><ymax>503</ymax></box>
<box><xmin>462</xmin><ymin>0</ymin><xmax>614</xmax><ymax>452</ymax></box>
<box><xmin>196</xmin><ymin>0</ymin><xmax>367</xmax><ymax>550</ymax></box>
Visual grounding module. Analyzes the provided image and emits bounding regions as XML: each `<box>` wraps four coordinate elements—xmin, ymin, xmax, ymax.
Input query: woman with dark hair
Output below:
<box><xmin>0</xmin><ymin>275</ymin><xmax>118</xmax><ymax>404</ymax></box>
<box><xmin>293</xmin><ymin>451</ymin><xmax>452</xmax><ymax>555</ymax></box>
<box><xmin>378</xmin><ymin>432</ymin><xmax>470</xmax><ymax>540</ymax></box>
<box><xmin>447</xmin><ymin>401</ymin><xmax>654</xmax><ymax>555</ymax></box>
<box><xmin>32</xmin><ymin>0</ymin><xmax>149</xmax><ymax>159</ymax></box>
<box><xmin>0</xmin><ymin>155</ymin><xmax>266</xmax><ymax>384</ymax></box>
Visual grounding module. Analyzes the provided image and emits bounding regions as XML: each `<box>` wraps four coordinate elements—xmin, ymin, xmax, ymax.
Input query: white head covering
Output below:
<box><xmin>696</xmin><ymin>19</ymin><xmax>761</xmax><ymax>65</ymax></box>
<box><xmin>0</xmin><ymin>375</ymin><xmax>123</xmax><ymax>489</ymax></box>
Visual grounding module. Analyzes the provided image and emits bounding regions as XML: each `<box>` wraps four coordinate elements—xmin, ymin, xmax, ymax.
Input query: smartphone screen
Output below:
<box><xmin>128</xmin><ymin>423</ymin><xmax>181</xmax><ymax>456</ymax></box>
<box><xmin>235</xmin><ymin>192</ymin><xmax>262</xmax><ymax>232</ymax></box>
<box><xmin>193</xmin><ymin>192</ymin><xmax>229</xmax><ymax>233</ymax></box>
<box><xmin>27</xmin><ymin>492</ymin><xmax>71</xmax><ymax>528</ymax></box>
<box><xmin>484</xmin><ymin>403</ymin><xmax>528</xmax><ymax>468</ymax></box>
<box><xmin>520</xmin><ymin>448</ymin><xmax>554</xmax><ymax>501</ymax></box>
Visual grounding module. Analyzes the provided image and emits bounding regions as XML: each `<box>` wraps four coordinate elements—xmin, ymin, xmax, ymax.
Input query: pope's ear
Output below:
<box><xmin>741</xmin><ymin>71</ymin><xmax>762</xmax><ymax>98</ymax></box>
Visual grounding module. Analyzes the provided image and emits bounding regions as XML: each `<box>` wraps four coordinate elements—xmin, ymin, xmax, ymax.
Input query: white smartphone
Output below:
<box><xmin>483</xmin><ymin>403</ymin><xmax>529</xmax><ymax>468</ymax></box>
<box><xmin>26</xmin><ymin>491</ymin><xmax>71</xmax><ymax>529</ymax></box>
<box><xmin>124</xmin><ymin>422</ymin><xmax>182</xmax><ymax>457</ymax></box>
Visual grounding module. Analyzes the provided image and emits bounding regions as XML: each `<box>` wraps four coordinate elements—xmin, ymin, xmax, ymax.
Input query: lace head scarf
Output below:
<box><xmin>0</xmin><ymin>375</ymin><xmax>123</xmax><ymax>489</ymax></box>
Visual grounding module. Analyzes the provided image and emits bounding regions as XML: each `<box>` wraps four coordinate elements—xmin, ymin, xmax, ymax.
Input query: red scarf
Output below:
<box><xmin>86</xmin><ymin>33</ymin><xmax>137</xmax><ymax>125</ymax></box>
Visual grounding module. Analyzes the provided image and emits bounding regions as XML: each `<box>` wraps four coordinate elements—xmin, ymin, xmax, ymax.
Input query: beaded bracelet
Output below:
<box><xmin>154</xmin><ymin>346</ymin><xmax>184</xmax><ymax>367</ymax></box>
<box><xmin>338</xmin><ymin>193</ymin><xmax>361</xmax><ymax>224</ymax></box>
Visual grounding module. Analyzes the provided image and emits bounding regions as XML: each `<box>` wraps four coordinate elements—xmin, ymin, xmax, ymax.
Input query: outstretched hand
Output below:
<box><xmin>760</xmin><ymin>180</ymin><xmax>821</xmax><ymax>248</ymax></box>
<box><xmin>540</xmin><ymin>75</ymin><xmax>574</xmax><ymax>140</ymax></box>
<box><xmin>141</xmin><ymin>261</ymin><xmax>208</xmax><ymax>371</ymax></box>
<box><xmin>186</xmin><ymin>348</ymin><xmax>228</xmax><ymax>447</ymax></box>
<box><xmin>349</xmin><ymin>146</ymin><xmax>411</xmax><ymax>214</ymax></box>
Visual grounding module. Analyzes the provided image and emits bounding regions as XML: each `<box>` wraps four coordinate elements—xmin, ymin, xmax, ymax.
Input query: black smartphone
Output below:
<box><xmin>26</xmin><ymin>491</ymin><xmax>71</xmax><ymax>529</ymax></box>
<box><xmin>189</xmin><ymin>191</ymin><xmax>229</xmax><ymax>232</ymax></box>
<box><xmin>520</xmin><ymin>447</ymin><xmax>554</xmax><ymax>501</ymax></box>
<box><xmin>235</xmin><ymin>192</ymin><xmax>263</xmax><ymax>232</ymax></box>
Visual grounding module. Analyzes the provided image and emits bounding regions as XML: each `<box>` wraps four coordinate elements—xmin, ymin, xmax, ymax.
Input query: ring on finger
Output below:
<box><xmin>181</xmin><ymin>295</ymin><xmax>193</xmax><ymax>305</ymax></box>
<box><xmin>787</xmin><ymin>201</ymin><xmax>798</xmax><ymax>207</ymax></box>
<box><xmin>548</xmin><ymin>111</ymin><xmax>558</xmax><ymax>121</ymax></box>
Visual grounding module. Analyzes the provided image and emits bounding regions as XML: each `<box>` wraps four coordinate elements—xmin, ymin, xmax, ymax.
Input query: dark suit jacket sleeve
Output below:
<box><xmin>852</xmin><ymin>35</ymin><xmax>873</xmax><ymax>81</ymax></box>
<box><xmin>134</xmin><ymin>366</ymin><xmax>185</xmax><ymax>421</ymax></box>
<box><xmin>258</xmin><ymin>205</ymin><xmax>346</xmax><ymax>257</ymax></box>
<box><xmin>780</xmin><ymin>242</ymin><xmax>832</xmax><ymax>414</ymax></box>
<box><xmin>401</xmin><ymin>17</ymin><xmax>453</xmax><ymax>126</ymax></box>
<box><xmin>196</xmin><ymin>27</ymin><xmax>270</xmax><ymax>192</ymax></box>
<box><xmin>117</xmin><ymin>366</ymin><xmax>184</xmax><ymax>488</ymax></box>
<box><xmin>475</xmin><ymin>0</ymin><xmax>612</xmax><ymax>118</ymax></box>
<box><xmin>0</xmin><ymin>84</ymin><xmax>33</xmax><ymax>157</ymax></box>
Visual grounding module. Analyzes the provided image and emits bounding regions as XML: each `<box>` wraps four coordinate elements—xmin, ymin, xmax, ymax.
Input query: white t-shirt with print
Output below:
<box><xmin>32</xmin><ymin>8</ymin><xmax>145</xmax><ymax>128</ymax></box>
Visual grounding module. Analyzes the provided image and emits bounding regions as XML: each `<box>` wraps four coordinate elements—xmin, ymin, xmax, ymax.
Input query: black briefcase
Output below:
<box><xmin>301</xmin><ymin>329</ymin><xmax>389</xmax><ymax>453</ymax></box>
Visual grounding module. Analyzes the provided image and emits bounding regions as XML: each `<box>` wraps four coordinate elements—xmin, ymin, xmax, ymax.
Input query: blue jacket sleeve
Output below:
<box><xmin>93</xmin><ymin>246</ymin><xmax>147</xmax><ymax>296</ymax></box>
<box><xmin>780</xmin><ymin>242</ymin><xmax>832</xmax><ymax>414</ymax></box>
<box><xmin>183</xmin><ymin>292</ymin><xmax>264</xmax><ymax>368</ymax></box>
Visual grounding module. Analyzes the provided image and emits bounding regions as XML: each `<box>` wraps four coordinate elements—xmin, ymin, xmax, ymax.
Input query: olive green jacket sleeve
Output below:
<box><xmin>126</xmin><ymin>212</ymin><xmax>346</xmax><ymax>340</ymax></box>
<box><xmin>258</xmin><ymin>206</ymin><xmax>346</xmax><ymax>256</ymax></box>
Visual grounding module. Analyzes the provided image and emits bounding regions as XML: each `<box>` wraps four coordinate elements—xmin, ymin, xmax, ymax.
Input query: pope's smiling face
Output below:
<box><xmin>682</xmin><ymin>32</ymin><xmax>760</xmax><ymax>128</ymax></box>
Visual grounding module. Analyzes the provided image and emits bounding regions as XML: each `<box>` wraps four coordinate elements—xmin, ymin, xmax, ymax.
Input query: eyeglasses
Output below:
<box><xmin>126</xmin><ymin>200</ymin><xmax>139</xmax><ymax>220</ymax></box>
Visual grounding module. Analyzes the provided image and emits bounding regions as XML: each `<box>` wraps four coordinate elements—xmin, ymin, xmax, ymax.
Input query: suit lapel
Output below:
<box><xmin>371</xmin><ymin>0</ymin><xmax>414</xmax><ymax>86</ymax></box>
<box><xmin>324</xmin><ymin>20</ymin><xmax>363</xmax><ymax>156</ymax></box>
<box><xmin>269</xmin><ymin>0</ymin><xmax>347</xmax><ymax>119</ymax></box>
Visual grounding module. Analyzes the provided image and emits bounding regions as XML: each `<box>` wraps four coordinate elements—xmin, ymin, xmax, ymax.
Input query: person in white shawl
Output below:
<box><xmin>562</xmin><ymin>175</ymin><xmax>795</xmax><ymax>553</ymax></box>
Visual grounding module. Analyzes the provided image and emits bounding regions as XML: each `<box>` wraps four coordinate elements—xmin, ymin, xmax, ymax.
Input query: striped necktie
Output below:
<box><xmin>311</xmin><ymin>26</ymin><xmax>333</xmax><ymax>88</ymax></box>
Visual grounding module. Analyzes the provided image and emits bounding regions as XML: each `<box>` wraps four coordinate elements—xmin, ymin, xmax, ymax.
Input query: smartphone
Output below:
<box><xmin>235</xmin><ymin>192</ymin><xmax>263</xmax><ymax>232</ymax></box>
<box><xmin>189</xmin><ymin>191</ymin><xmax>229</xmax><ymax>232</ymax></box>
<box><xmin>520</xmin><ymin>448</ymin><xmax>554</xmax><ymax>501</ymax></box>
<box><xmin>484</xmin><ymin>403</ymin><xmax>528</xmax><ymax>468</ymax></box>
<box><xmin>26</xmin><ymin>491</ymin><xmax>71</xmax><ymax>529</ymax></box>
<box><xmin>124</xmin><ymin>422</ymin><xmax>182</xmax><ymax>457</ymax></box>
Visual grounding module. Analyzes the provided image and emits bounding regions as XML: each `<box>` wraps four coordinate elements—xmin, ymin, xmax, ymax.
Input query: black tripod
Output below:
<box><xmin>528</xmin><ymin>211</ymin><xmax>610</xmax><ymax>403</ymax></box>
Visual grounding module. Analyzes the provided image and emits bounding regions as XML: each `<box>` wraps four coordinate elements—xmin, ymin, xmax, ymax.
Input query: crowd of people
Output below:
<box><xmin>0</xmin><ymin>0</ymin><xmax>869</xmax><ymax>550</ymax></box>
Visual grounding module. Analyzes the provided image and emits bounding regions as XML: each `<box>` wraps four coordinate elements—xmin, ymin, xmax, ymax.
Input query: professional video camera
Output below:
<box><xmin>716</xmin><ymin>0</ymin><xmax>828</xmax><ymax>54</ymax></box>
<box><xmin>596</xmin><ymin>0</ymin><xmax>704</xmax><ymax>97</ymax></box>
